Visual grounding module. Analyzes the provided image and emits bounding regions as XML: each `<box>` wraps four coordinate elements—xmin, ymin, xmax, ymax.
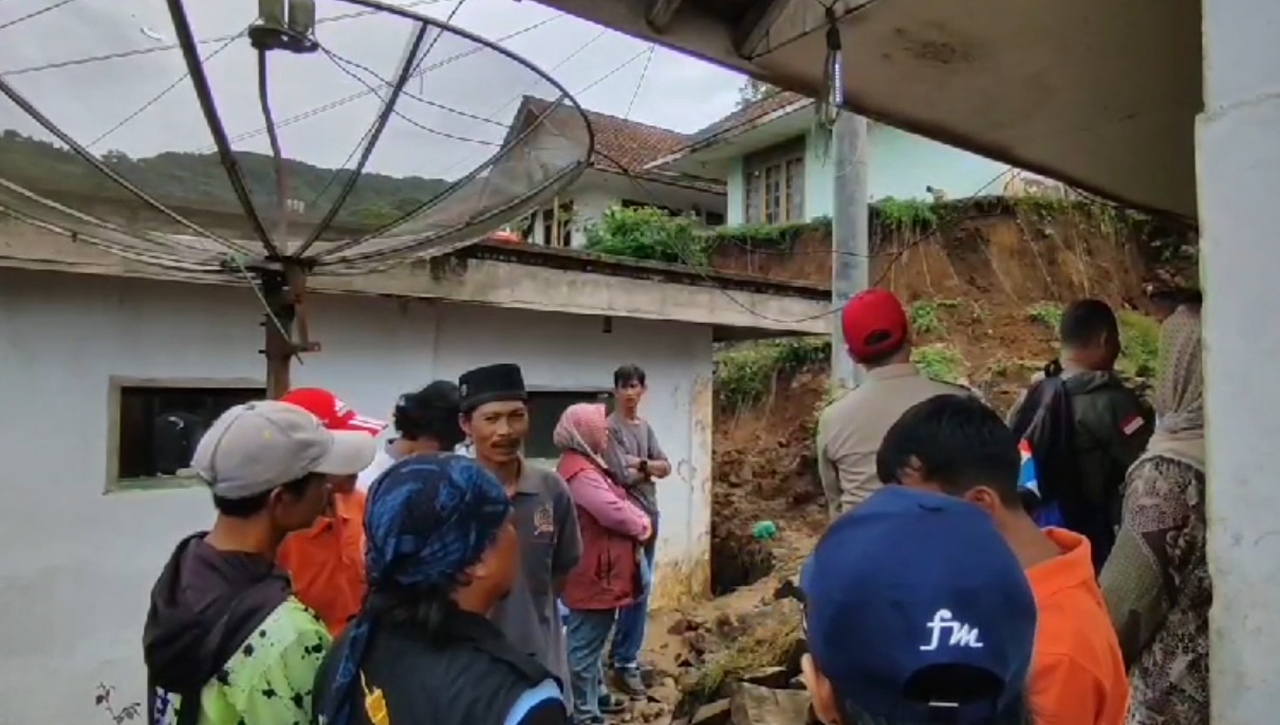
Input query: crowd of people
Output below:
<box><xmin>142</xmin><ymin>362</ymin><xmax>668</xmax><ymax>725</ymax></box>
<box><xmin>816</xmin><ymin>288</ymin><xmax>1207</xmax><ymax>725</ymax></box>
<box><xmin>139</xmin><ymin>284</ymin><xmax>1207</xmax><ymax>725</ymax></box>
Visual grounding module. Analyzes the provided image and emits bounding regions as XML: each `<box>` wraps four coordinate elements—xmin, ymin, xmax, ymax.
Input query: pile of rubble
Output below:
<box><xmin>679</xmin><ymin>682</ymin><xmax>815</xmax><ymax>725</ymax></box>
<box><xmin>640</xmin><ymin>578</ymin><xmax>813</xmax><ymax>725</ymax></box>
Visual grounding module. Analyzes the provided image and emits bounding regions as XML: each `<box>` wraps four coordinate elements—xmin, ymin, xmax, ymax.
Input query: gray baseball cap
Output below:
<box><xmin>192</xmin><ymin>400</ymin><xmax>377</xmax><ymax>500</ymax></box>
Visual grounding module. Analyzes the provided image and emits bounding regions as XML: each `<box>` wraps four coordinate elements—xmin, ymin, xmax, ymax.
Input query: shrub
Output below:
<box><xmin>582</xmin><ymin>205</ymin><xmax>709</xmax><ymax>265</ymax></box>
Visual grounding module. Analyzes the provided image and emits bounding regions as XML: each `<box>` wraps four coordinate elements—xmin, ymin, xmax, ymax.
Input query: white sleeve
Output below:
<box><xmin>356</xmin><ymin>450</ymin><xmax>393</xmax><ymax>491</ymax></box>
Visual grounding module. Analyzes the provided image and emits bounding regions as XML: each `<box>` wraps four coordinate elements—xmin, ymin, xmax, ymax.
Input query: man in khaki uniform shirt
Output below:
<box><xmin>817</xmin><ymin>289</ymin><xmax>974</xmax><ymax>519</ymax></box>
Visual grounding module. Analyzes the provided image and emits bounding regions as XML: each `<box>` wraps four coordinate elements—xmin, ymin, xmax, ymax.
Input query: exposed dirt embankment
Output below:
<box><xmin>642</xmin><ymin>201</ymin><xmax>1197</xmax><ymax>725</ymax></box>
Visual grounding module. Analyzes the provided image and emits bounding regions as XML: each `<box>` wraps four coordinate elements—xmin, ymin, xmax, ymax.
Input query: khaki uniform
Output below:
<box><xmin>816</xmin><ymin>363</ymin><xmax>973</xmax><ymax>518</ymax></box>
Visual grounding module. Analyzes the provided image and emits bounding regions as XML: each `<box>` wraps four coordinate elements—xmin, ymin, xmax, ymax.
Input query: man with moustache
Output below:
<box><xmin>459</xmin><ymin>363</ymin><xmax>582</xmax><ymax>703</ymax></box>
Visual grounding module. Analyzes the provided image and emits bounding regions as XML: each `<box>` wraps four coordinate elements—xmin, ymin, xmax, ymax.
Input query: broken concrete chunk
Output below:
<box><xmin>739</xmin><ymin>666</ymin><xmax>791</xmax><ymax>690</ymax></box>
<box><xmin>729</xmin><ymin>683</ymin><xmax>812</xmax><ymax>725</ymax></box>
<box><xmin>690</xmin><ymin>698</ymin><xmax>732</xmax><ymax>725</ymax></box>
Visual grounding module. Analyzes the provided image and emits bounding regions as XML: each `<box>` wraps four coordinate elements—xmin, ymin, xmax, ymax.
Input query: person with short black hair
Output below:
<box><xmin>276</xmin><ymin>388</ymin><xmax>387</xmax><ymax>637</ymax></box>
<box><xmin>143</xmin><ymin>401</ymin><xmax>376</xmax><ymax>725</ymax></box>
<box><xmin>356</xmin><ymin>380</ymin><xmax>465</xmax><ymax>490</ymax></box>
<box><xmin>603</xmin><ymin>363</ymin><xmax>669</xmax><ymax>697</ymax></box>
<box><xmin>1007</xmin><ymin>298</ymin><xmax>1153</xmax><ymax>568</ymax></box>
<box><xmin>816</xmin><ymin>289</ymin><xmax>976</xmax><ymax>519</ymax></box>
<box><xmin>800</xmin><ymin>485</ymin><xmax>1039</xmax><ymax>725</ymax></box>
<box><xmin>314</xmin><ymin>455</ymin><xmax>569</xmax><ymax>725</ymax></box>
<box><xmin>459</xmin><ymin>363</ymin><xmax>582</xmax><ymax>707</ymax></box>
<box><xmin>883</xmin><ymin>394</ymin><xmax>1128</xmax><ymax>725</ymax></box>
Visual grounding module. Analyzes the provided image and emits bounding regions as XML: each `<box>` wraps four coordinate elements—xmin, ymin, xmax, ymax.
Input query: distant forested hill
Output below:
<box><xmin>0</xmin><ymin>129</ymin><xmax>452</xmax><ymax>228</ymax></box>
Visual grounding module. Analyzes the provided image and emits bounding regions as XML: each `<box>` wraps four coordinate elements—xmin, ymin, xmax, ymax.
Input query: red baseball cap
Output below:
<box><xmin>841</xmin><ymin>289</ymin><xmax>910</xmax><ymax>362</ymax></box>
<box><xmin>280</xmin><ymin>388</ymin><xmax>387</xmax><ymax>436</ymax></box>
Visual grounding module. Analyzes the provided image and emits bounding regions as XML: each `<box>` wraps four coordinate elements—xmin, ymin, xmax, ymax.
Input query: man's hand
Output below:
<box><xmin>639</xmin><ymin>516</ymin><xmax>653</xmax><ymax>542</ymax></box>
<box><xmin>625</xmin><ymin>455</ymin><xmax>643</xmax><ymax>470</ymax></box>
<box><xmin>646</xmin><ymin>459</ymin><xmax>671</xmax><ymax>478</ymax></box>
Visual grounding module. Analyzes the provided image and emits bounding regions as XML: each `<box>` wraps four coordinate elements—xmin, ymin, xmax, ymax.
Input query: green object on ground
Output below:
<box><xmin>752</xmin><ymin>520</ymin><xmax>779</xmax><ymax>540</ymax></box>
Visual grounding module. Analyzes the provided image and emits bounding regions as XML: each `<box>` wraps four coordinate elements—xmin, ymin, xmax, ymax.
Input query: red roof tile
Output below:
<box><xmin>514</xmin><ymin>96</ymin><xmax>724</xmax><ymax>193</ymax></box>
<box><xmin>690</xmin><ymin>90</ymin><xmax>810</xmax><ymax>143</ymax></box>
<box><xmin>520</xmin><ymin>96</ymin><xmax>690</xmax><ymax>173</ymax></box>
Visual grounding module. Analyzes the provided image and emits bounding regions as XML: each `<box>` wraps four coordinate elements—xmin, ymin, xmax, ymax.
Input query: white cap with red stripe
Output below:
<box><xmin>280</xmin><ymin>388</ymin><xmax>388</xmax><ymax>436</ymax></box>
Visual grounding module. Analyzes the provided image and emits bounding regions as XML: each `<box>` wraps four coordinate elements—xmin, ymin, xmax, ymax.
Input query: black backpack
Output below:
<box><xmin>1008</xmin><ymin>362</ymin><xmax>1083</xmax><ymax>517</ymax></box>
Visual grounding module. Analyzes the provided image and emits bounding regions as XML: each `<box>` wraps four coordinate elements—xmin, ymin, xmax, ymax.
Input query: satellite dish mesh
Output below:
<box><xmin>0</xmin><ymin>0</ymin><xmax>592</xmax><ymax>275</ymax></box>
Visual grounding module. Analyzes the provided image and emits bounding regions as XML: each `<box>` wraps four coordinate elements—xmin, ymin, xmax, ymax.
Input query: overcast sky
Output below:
<box><xmin>0</xmin><ymin>0</ymin><xmax>746</xmax><ymax>180</ymax></box>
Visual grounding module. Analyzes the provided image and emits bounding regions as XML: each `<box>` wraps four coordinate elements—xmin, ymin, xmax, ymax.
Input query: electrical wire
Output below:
<box><xmin>321</xmin><ymin>47</ymin><xmax>498</xmax><ymax>147</ymax></box>
<box><xmin>0</xmin><ymin>0</ymin><xmax>77</xmax><ymax>33</ymax></box>
<box><xmin>622</xmin><ymin>45</ymin><xmax>655</xmax><ymax>121</ymax></box>
<box><xmin>87</xmin><ymin>29</ymin><xmax>247</xmax><ymax>149</ymax></box>
<box><xmin>194</xmin><ymin>15</ymin><xmax>560</xmax><ymax>154</ymax></box>
<box><xmin>0</xmin><ymin>0</ymin><xmax>449</xmax><ymax>77</ymax></box>
<box><xmin>304</xmin><ymin>44</ymin><xmax>497</xmax><ymax>215</ymax></box>
<box><xmin>412</xmin><ymin>0</ymin><xmax>470</xmax><ymax>95</ymax></box>
<box><xmin>433</xmin><ymin>41</ymin><xmax>653</xmax><ymax>180</ymax></box>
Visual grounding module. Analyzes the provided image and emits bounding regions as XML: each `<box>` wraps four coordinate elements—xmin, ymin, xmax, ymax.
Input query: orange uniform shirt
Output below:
<box><xmin>1027</xmin><ymin>528</ymin><xmax>1129</xmax><ymax>725</ymax></box>
<box><xmin>277</xmin><ymin>489</ymin><xmax>367</xmax><ymax>637</ymax></box>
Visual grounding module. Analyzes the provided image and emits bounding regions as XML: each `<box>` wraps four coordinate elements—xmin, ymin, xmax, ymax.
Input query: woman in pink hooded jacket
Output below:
<box><xmin>554</xmin><ymin>402</ymin><xmax>651</xmax><ymax>725</ymax></box>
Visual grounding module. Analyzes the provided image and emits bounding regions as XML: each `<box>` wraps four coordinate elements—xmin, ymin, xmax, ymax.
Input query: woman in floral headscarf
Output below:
<box><xmin>554</xmin><ymin>403</ymin><xmax>652</xmax><ymax>725</ymax></box>
<box><xmin>1100</xmin><ymin>305</ymin><xmax>1209</xmax><ymax>725</ymax></box>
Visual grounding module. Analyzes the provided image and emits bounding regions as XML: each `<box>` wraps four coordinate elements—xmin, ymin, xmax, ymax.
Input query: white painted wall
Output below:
<box><xmin>568</xmin><ymin>183</ymin><xmax>617</xmax><ymax>245</ymax></box>
<box><xmin>1199</xmin><ymin>0</ymin><xmax>1280</xmax><ymax>720</ymax></box>
<box><xmin>0</xmin><ymin>269</ymin><xmax>713</xmax><ymax>724</ymax></box>
<box><xmin>523</xmin><ymin>170</ymin><xmax>728</xmax><ymax>247</ymax></box>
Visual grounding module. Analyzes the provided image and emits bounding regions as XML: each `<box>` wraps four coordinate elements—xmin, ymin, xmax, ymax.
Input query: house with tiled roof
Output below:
<box><xmin>502</xmin><ymin>96</ymin><xmax>727</xmax><ymax>247</ymax></box>
<box><xmin>646</xmin><ymin>91</ymin><xmax>1016</xmax><ymax>226</ymax></box>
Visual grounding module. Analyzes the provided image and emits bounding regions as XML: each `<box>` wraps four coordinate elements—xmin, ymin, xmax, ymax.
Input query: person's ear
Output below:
<box><xmin>468</xmin><ymin>551</ymin><xmax>494</xmax><ymax>582</ymax></box>
<box><xmin>801</xmin><ymin>653</ymin><xmax>840</xmax><ymax>725</ymax></box>
<box><xmin>459</xmin><ymin>412</ymin><xmax>472</xmax><ymax>437</ymax></box>
<box><xmin>894</xmin><ymin>455</ymin><xmax>927</xmax><ymax>487</ymax></box>
<box><xmin>962</xmin><ymin>486</ymin><xmax>1003</xmax><ymax>515</ymax></box>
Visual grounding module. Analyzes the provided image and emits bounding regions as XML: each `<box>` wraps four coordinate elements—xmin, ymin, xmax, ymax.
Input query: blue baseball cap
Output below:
<box><xmin>800</xmin><ymin>487</ymin><xmax>1037</xmax><ymax>723</ymax></box>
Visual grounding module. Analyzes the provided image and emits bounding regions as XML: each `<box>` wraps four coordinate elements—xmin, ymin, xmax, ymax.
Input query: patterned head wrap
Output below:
<box><xmin>553</xmin><ymin>402</ymin><xmax>609</xmax><ymax>455</ymax></box>
<box><xmin>322</xmin><ymin>454</ymin><xmax>511</xmax><ymax>725</ymax></box>
<box><xmin>1154</xmin><ymin>306</ymin><xmax>1204</xmax><ymax>435</ymax></box>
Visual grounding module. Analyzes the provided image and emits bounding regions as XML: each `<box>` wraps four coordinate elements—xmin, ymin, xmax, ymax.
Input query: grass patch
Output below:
<box><xmin>1027</xmin><ymin>302</ymin><xmax>1063</xmax><ymax>331</ymax></box>
<box><xmin>1118</xmin><ymin>311</ymin><xmax>1161</xmax><ymax>379</ymax></box>
<box><xmin>714</xmin><ymin>337</ymin><xmax>828</xmax><ymax>412</ymax></box>
<box><xmin>689</xmin><ymin>600</ymin><xmax>803</xmax><ymax>699</ymax></box>
<box><xmin>908</xmin><ymin>300</ymin><xmax>944</xmax><ymax>335</ymax></box>
<box><xmin>912</xmin><ymin>343</ymin><xmax>966</xmax><ymax>383</ymax></box>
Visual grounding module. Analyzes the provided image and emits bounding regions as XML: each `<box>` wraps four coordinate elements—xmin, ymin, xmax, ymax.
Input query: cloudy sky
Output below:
<box><xmin>0</xmin><ymin>0</ymin><xmax>747</xmax><ymax>180</ymax></box>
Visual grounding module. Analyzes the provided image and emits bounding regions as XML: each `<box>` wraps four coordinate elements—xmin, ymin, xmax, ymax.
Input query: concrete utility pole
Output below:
<box><xmin>830</xmin><ymin>111</ymin><xmax>870</xmax><ymax>391</ymax></box>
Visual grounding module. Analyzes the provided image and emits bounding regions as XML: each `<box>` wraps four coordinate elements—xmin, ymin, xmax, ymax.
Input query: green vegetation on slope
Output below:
<box><xmin>1021</xmin><ymin>301</ymin><xmax>1162</xmax><ymax>380</ymax></box>
<box><xmin>0</xmin><ymin>130</ymin><xmax>451</xmax><ymax>229</ymax></box>
<box><xmin>714</xmin><ymin>337</ymin><xmax>828</xmax><ymax>411</ymax></box>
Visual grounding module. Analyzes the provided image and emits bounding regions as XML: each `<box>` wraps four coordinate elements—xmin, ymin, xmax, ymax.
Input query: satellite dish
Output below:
<box><xmin>0</xmin><ymin>0</ymin><xmax>592</xmax><ymax>396</ymax></box>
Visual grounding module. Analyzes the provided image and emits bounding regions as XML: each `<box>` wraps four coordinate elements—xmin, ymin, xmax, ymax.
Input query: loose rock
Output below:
<box><xmin>729</xmin><ymin>684</ymin><xmax>812</xmax><ymax>725</ymax></box>
<box><xmin>689</xmin><ymin>698</ymin><xmax>731</xmax><ymax>725</ymax></box>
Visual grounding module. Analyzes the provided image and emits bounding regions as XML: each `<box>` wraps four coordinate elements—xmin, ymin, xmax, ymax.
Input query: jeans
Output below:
<box><xmin>610</xmin><ymin>535</ymin><xmax>655</xmax><ymax>671</ymax></box>
<box><xmin>565</xmin><ymin>608</ymin><xmax>619</xmax><ymax>723</ymax></box>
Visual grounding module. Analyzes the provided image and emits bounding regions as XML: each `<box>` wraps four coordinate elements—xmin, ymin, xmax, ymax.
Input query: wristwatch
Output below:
<box><xmin>638</xmin><ymin>459</ymin><xmax>649</xmax><ymax>476</ymax></box>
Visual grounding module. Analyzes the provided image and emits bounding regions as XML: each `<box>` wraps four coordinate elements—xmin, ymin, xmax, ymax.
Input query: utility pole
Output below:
<box><xmin>830</xmin><ymin>111</ymin><xmax>870</xmax><ymax>391</ymax></box>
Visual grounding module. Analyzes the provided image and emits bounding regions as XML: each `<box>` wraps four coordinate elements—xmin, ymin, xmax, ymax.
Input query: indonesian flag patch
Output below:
<box><xmin>1121</xmin><ymin>414</ymin><xmax>1146</xmax><ymax>436</ymax></box>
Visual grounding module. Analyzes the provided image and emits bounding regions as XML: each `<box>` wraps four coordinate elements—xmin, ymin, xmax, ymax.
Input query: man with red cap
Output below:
<box><xmin>816</xmin><ymin>289</ymin><xmax>975</xmax><ymax>520</ymax></box>
<box><xmin>277</xmin><ymin>387</ymin><xmax>387</xmax><ymax>635</ymax></box>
